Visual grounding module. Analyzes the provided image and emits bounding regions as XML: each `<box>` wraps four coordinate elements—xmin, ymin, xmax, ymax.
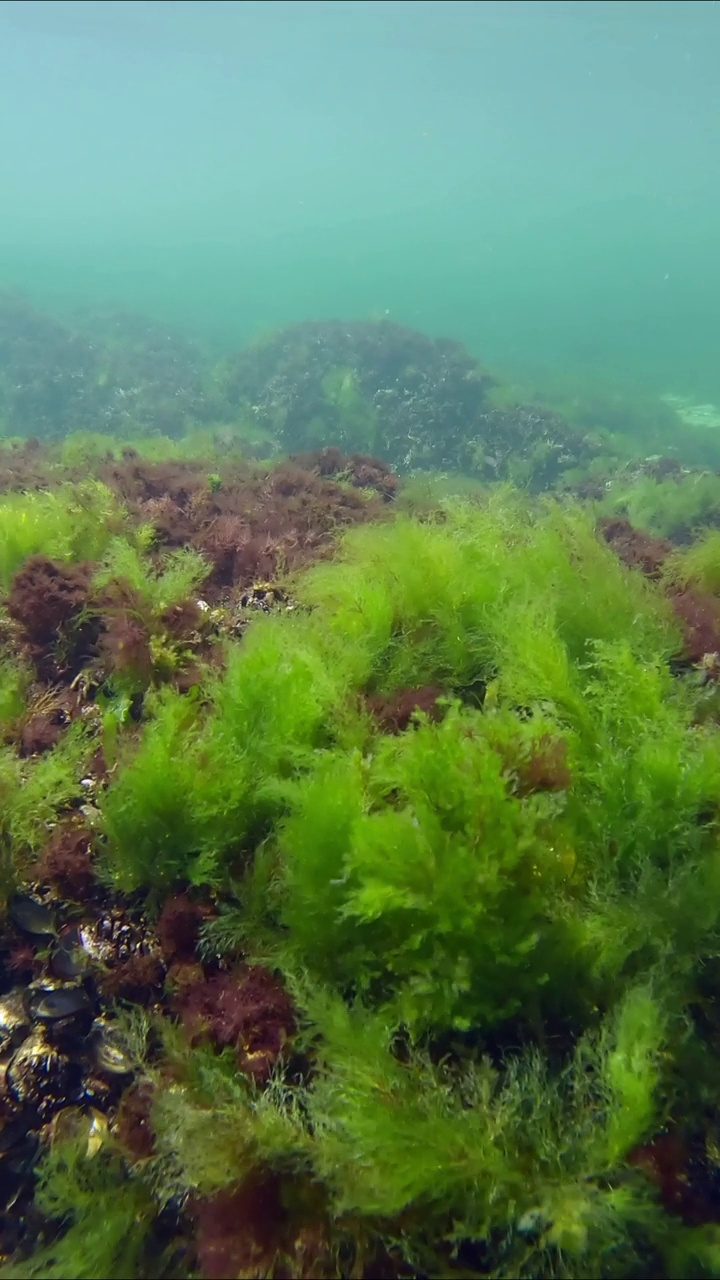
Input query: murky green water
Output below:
<box><xmin>1</xmin><ymin>1</ymin><xmax>719</xmax><ymax>401</ymax></box>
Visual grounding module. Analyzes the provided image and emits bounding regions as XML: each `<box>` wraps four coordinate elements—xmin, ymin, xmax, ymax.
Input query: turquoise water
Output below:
<box><xmin>1</xmin><ymin>0</ymin><xmax>719</xmax><ymax>400</ymax></box>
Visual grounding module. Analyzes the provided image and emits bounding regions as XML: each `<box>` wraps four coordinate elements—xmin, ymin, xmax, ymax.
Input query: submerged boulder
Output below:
<box><xmin>223</xmin><ymin>317</ymin><xmax>595</xmax><ymax>486</ymax></box>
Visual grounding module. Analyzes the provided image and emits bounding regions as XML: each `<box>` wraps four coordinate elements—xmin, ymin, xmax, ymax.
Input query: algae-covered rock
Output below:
<box><xmin>223</xmin><ymin>317</ymin><xmax>595</xmax><ymax>486</ymax></box>
<box><xmin>0</xmin><ymin>294</ymin><xmax>225</xmax><ymax>440</ymax></box>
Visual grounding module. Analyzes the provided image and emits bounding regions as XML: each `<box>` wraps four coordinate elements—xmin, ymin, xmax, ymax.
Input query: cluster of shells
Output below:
<box><xmin>0</xmin><ymin>890</ymin><xmax>160</xmax><ymax>1257</ymax></box>
<box><xmin>226</xmin><ymin>583</ymin><xmax>296</xmax><ymax>637</ymax></box>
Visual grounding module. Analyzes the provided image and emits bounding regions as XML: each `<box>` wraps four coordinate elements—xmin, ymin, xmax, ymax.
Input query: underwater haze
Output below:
<box><xmin>1</xmin><ymin>0</ymin><xmax>719</xmax><ymax>399</ymax></box>
<box><xmin>9</xmin><ymin>7</ymin><xmax>720</xmax><ymax>1278</ymax></box>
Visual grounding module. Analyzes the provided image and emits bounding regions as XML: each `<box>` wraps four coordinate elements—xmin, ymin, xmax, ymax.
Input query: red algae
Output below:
<box><xmin>366</xmin><ymin>684</ymin><xmax>446</xmax><ymax>734</ymax></box>
<box><xmin>598</xmin><ymin>517</ymin><xmax>671</xmax><ymax>579</ymax></box>
<box><xmin>7</xmin><ymin>556</ymin><xmax>97</xmax><ymax>680</ymax></box>
<box><xmin>669</xmin><ymin>588</ymin><xmax>720</xmax><ymax>665</ymax></box>
<box><xmin>178</xmin><ymin>965</ymin><xmax>296</xmax><ymax>1084</ymax></box>
<box><xmin>37</xmin><ymin>820</ymin><xmax>96</xmax><ymax>900</ymax></box>
<box><xmin>514</xmin><ymin>734</ymin><xmax>572</xmax><ymax>797</ymax></box>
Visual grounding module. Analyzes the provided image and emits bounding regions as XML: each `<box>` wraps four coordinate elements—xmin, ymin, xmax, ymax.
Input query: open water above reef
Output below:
<box><xmin>1</xmin><ymin>0</ymin><xmax>720</xmax><ymax>413</ymax></box>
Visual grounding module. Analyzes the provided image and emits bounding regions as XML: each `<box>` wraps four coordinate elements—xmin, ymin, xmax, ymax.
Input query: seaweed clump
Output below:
<box><xmin>599</xmin><ymin>517</ymin><xmax>720</xmax><ymax>669</ymax></box>
<box><xmin>177</xmin><ymin>965</ymin><xmax>296</xmax><ymax>1085</ymax></box>
<box><xmin>598</xmin><ymin>516</ymin><xmax>672</xmax><ymax>579</ymax></box>
<box><xmin>365</xmin><ymin>684</ymin><xmax>446</xmax><ymax>733</ymax></box>
<box><xmin>7</xmin><ymin>557</ymin><xmax>96</xmax><ymax>682</ymax></box>
<box><xmin>8</xmin><ymin>431</ymin><xmax>720</xmax><ymax>1276</ymax></box>
<box><xmin>102</xmin><ymin>451</ymin><xmax>395</xmax><ymax>597</ymax></box>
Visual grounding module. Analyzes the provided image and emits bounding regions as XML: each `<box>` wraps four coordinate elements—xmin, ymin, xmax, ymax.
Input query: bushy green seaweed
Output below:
<box><xmin>92</xmin><ymin>537</ymin><xmax>209</xmax><ymax>614</ymax></box>
<box><xmin>601</xmin><ymin>471</ymin><xmax>720</xmax><ymax>540</ymax></box>
<box><xmin>59</xmin><ymin>424</ymin><xmax>270</xmax><ymax>468</ymax></box>
<box><xmin>321</xmin><ymin>366</ymin><xmax>380</xmax><ymax>455</ymax></box>
<box><xmin>250</xmin><ymin>637</ymin><xmax>720</xmax><ymax>1038</ymax></box>
<box><xmin>145</xmin><ymin>980</ymin><xmax>677</xmax><ymax>1279</ymax></box>
<box><xmin>1</xmin><ymin>1133</ymin><xmax>159</xmax><ymax>1280</ymax></box>
<box><xmin>25</xmin><ymin>490</ymin><xmax>720</xmax><ymax>1278</ymax></box>
<box><xmin>0</xmin><ymin>722</ymin><xmax>92</xmax><ymax>897</ymax></box>
<box><xmin>89</xmin><ymin>538</ymin><xmax>212</xmax><ymax>696</ymax></box>
<box><xmin>97</xmin><ymin>688</ymin><xmax>214</xmax><ymax>892</ymax></box>
<box><xmin>0</xmin><ymin>481</ymin><xmax>125</xmax><ymax>590</ymax></box>
<box><xmin>662</xmin><ymin>528</ymin><xmax>720</xmax><ymax>596</ymax></box>
<box><xmin>0</xmin><ymin>656</ymin><xmax>31</xmax><ymax>730</ymax></box>
<box><xmin>295</xmin><ymin>492</ymin><xmax>677</xmax><ymax>696</ymax></box>
<box><xmin>99</xmin><ymin>615</ymin><xmax>361</xmax><ymax>891</ymax></box>
<box><xmin>272</xmin><ymin>705</ymin><xmax>574</xmax><ymax>1033</ymax></box>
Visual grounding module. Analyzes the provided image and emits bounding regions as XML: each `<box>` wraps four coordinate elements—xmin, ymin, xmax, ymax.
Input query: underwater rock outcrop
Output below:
<box><xmin>222</xmin><ymin>317</ymin><xmax>595</xmax><ymax>485</ymax></box>
<box><xmin>0</xmin><ymin>294</ymin><xmax>225</xmax><ymax>440</ymax></box>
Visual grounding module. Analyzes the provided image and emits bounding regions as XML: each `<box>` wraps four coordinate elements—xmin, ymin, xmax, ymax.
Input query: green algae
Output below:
<box><xmin>0</xmin><ymin>481</ymin><xmax>125</xmax><ymax>592</ymax></box>
<box><xmin>8</xmin><ymin>485</ymin><xmax>720</xmax><ymax>1278</ymax></box>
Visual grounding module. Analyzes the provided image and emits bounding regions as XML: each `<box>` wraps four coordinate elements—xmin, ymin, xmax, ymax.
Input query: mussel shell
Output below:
<box><xmin>0</xmin><ymin>1132</ymin><xmax>39</xmax><ymax>1212</ymax></box>
<box><xmin>0</xmin><ymin>1114</ymin><xmax>31</xmax><ymax>1158</ymax></box>
<box><xmin>516</xmin><ymin>1209</ymin><xmax>551</xmax><ymax>1241</ymax></box>
<box><xmin>0</xmin><ymin>992</ymin><xmax>30</xmax><ymax>1054</ymax></box>
<box><xmin>0</xmin><ymin>1131</ymin><xmax>38</xmax><ymax>1174</ymax></box>
<box><xmin>81</xmin><ymin>1074</ymin><xmax>115</xmax><ymax>1109</ymax></box>
<box><xmin>25</xmin><ymin>982</ymin><xmax>92</xmax><ymax>1023</ymax></box>
<box><xmin>49</xmin><ymin>931</ymin><xmax>89</xmax><ymax>977</ymax></box>
<box><xmin>81</xmin><ymin>905</ymin><xmax>162</xmax><ymax>963</ymax></box>
<box><xmin>7</xmin><ymin>1029</ymin><xmax>83</xmax><ymax>1119</ymax></box>
<box><xmin>50</xmin><ymin>1106</ymin><xmax>108</xmax><ymax>1157</ymax></box>
<box><xmin>88</xmin><ymin>1019</ymin><xmax>136</xmax><ymax>1077</ymax></box>
<box><xmin>79</xmin><ymin>913</ymin><xmax>144</xmax><ymax>966</ymax></box>
<box><xmin>49</xmin><ymin>929</ymin><xmax>89</xmax><ymax>981</ymax></box>
<box><xmin>78</xmin><ymin>919</ymin><xmax>115</xmax><ymax>966</ymax></box>
<box><xmin>8</xmin><ymin>893</ymin><xmax>56</xmax><ymax>938</ymax></box>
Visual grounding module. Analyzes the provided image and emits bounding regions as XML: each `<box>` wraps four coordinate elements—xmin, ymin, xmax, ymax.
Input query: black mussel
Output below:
<box><xmin>0</xmin><ymin>1130</ymin><xmax>39</xmax><ymax>1175</ymax></box>
<box><xmin>81</xmin><ymin>1074</ymin><xmax>115</xmax><ymax>1109</ymax></box>
<box><xmin>50</xmin><ymin>928</ymin><xmax>89</xmax><ymax>981</ymax></box>
<box><xmin>7</xmin><ymin>890</ymin><xmax>56</xmax><ymax>942</ymax></box>
<box><xmin>88</xmin><ymin>1018</ymin><xmax>136</xmax><ymax>1077</ymax></box>
<box><xmin>7</xmin><ymin>1029</ymin><xmax>83</xmax><ymax>1120</ymax></box>
<box><xmin>0</xmin><ymin>1114</ymin><xmax>31</xmax><ymax>1158</ymax></box>
<box><xmin>0</xmin><ymin>992</ymin><xmax>30</xmax><ymax>1054</ymax></box>
<box><xmin>153</xmin><ymin>1192</ymin><xmax>191</xmax><ymax>1255</ymax></box>
<box><xmin>157</xmin><ymin>1191</ymin><xmax>189</xmax><ymax>1222</ymax></box>
<box><xmin>8</xmin><ymin>893</ymin><xmax>56</xmax><ymax>938</ymax></box>
<box><xmin>78</xmin><ymin>919</ymin><xmax>115</xmax><ymax>966</ymax></box>
<box><xmin>26</xmin><ymin>982</ymin><xmax>92</xmax><ymax>1023</ymax></box>
<box><xmin>0</xmin><ymin>1132</ymin><xmax>40</xmax><ymax>1212</ymax></box>
<box><xmin>50</xmin><ymin>1106</ymin><xmax>108</xmax><ymax>1157</ymax></box>
<box><xmin>79</xmin><ymin>912</ymin><xmax>143</xmax><ymax>966</ymax></box>
<box><xmin>81</xmin><ymin>907</ymin><xmax>162</xmax><ymax>968</ymax></box>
